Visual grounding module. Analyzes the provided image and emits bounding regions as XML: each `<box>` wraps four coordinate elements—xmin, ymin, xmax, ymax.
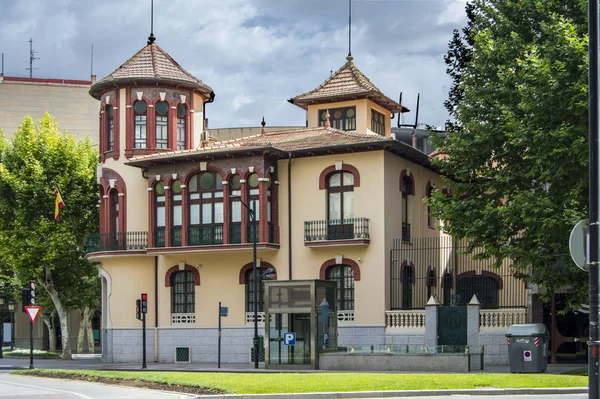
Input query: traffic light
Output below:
<box><xmin>21</xmin><ymin>289</ymin><xmax>30</xmax><ymax>312</ymax></box>
<box><xmin>29</xmin><ymin>281</ymin><xmax>35</xmax><ymax>305</ymax></box>
<box><xmin>141</xmin><ymin>293</ymin><xmax>148</xmax><ymax>314</ymax></box>
<box><xmin>135</xmin><ymin>299</ymin><xmax>141</xmax><ymax>320</ymax></box>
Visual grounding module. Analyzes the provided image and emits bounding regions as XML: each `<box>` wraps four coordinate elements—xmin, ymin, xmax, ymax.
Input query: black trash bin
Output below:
<box><xmin>506</xmin><ymin>324</ymin><xmax>549</xmax><ymax>373</ymax></box>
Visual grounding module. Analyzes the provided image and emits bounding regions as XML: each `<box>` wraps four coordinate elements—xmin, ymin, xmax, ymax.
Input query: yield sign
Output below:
<box><xmin>24</xmin><ymin>306</ymin><xmax>41</xmax><ymax>322</ymax></box>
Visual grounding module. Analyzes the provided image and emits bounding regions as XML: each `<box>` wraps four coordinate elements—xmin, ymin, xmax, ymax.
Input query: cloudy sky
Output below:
<box><xmin>0</xmin><ymin>0</ymin><xmax>467</xmax><ymax>129</ymax></box>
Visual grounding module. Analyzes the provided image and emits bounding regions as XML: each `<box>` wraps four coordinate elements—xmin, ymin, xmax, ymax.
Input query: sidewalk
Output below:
<box><xmin>0</xmin><ymin>356</ymin><xmax>588</xmax><ymax>398</ymax></box>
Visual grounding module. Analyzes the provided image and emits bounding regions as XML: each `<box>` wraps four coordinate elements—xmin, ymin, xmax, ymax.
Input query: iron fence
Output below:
<box><xmin>390</xmin><ymin>236</ymin><xmax>528</xmax><ymax>310</ymax></box>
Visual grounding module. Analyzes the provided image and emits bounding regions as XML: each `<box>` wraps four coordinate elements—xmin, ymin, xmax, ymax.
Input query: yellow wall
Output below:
<box><xmin>306</xmin><ymin>99</ymin><xmax>392</xmax><ymax>136</ymax></box>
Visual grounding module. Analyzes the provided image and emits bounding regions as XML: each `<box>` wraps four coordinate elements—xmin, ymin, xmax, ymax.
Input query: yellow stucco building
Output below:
<box><xmin>88</xmin><ymin>38</ymin><xmax>527</xmax><ymax>366</ymax></box>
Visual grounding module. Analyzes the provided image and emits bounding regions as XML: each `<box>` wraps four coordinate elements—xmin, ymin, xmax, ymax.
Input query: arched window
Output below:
<box><xmin>176</xmin><ymin>104</ymin><xmax>186</xmax><ymax>150</ymax></box>
<box><xmin>327</xmin><ymin>172</ymin><xmax>354</xmax><ymax>239</ymax></box>
<box><xmin>108</xmin><ymin>189</ymin><xmax>119</xmax><ymax>249</ymax></box>
<box><xmin>442</xmin><ymin>272</ymin><xmax>453</xmax><ymax>306</ymax></box>
<box><xmin>427</xmin><ymin>268</ymin><xmax>436</xmax><ymax>301</ymax></box>
<box><xmin>154</xmin><ymin>181</ymin><xmax>166</xmax><ymax>247</ymax></box>
<box><xmin>401</xmin><ymin>175</ymin><xmax>414</xmax><ymax>242</ymax></box>
<box><xmin>188</xmin><ymin>172</ymin><xmax>223</xmax><ymax>245</ymax></box>
<box><xmin>171</xmin><ymin>271</ymin><xmax>195</xmax><ymax>314</ymax></box>
<box><xmin>402</xmin><ymin>265</ymin><xmax>414</xmax><ymax>309</ymax></box>
<box><xmin>171</xmin><ymin>179</ymin><xmax>182</xmax><ymax>246</ymax></box>
<box><xmin>229</xmin><ymin>175</ymin><xmax>242</xmax><ymax>243</ymax></box>
<box><xmin>426</xmin><ymin>184</ymin><xmax>435</xmax><ymax>228</ymax></box>
<box><xmin>247</xmin><ymin>173</ymin><xmax>260</xmax><ymax>243</ymax></box>
<box><xmin>106</xmin><ymin>105</ymin><xmax>114</xmax><ymax>152</ymax></box>
<box><xmin>134</xmin><ymin>100</ymin><xmax>147</xmax><ymax>148</ymax></box>
<box><xmin>246</xmin><ymin>266</ymin><xmax>269</xmax><ymax>312</ymax></box>
<box><xmin>155</xmin><ymin>101</ymin><xmax>169</xmax><ymax>149</ymax></box>
<box><xmin>325</xmin><ymin>265</ymin><xmax>354</xmax><ymax>311</ymax></box>
<box><xmin>457</xmin><ymin>274</ymin><xmax>500</xmax><ymax>309</ymax></box>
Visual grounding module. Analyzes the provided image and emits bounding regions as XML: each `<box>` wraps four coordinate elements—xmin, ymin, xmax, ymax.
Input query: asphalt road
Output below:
<box><xmin>0</xmin><ymin>371</ymin><xmax>194</xmax><ymax>399</ymax></box>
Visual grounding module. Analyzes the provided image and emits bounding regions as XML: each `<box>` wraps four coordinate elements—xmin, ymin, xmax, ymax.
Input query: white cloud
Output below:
<box><xmin>0</xmin><ymin>0</ymin><xmax>468</xmax><ymax>129</ymax></box>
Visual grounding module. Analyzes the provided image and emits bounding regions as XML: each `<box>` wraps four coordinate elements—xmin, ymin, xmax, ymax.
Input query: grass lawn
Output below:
<box><xmin>16</xmin><ymin>370</ymin><xmax>587</xmax><ymax>394</ymax></box>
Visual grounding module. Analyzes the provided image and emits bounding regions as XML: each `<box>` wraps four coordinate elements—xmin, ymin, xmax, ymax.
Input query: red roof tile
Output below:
<box><xmin>90</xmin><ymin>43</ymin><xmax>214</xmax><ymax>100</ymax></box>
<box><xmin>289</xmin><ymin>57</ymin><xmax>408</xmax><ymax>113</ymax></box>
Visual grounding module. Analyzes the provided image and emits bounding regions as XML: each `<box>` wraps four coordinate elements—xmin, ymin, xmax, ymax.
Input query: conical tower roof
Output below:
<box><xmin>289</xmin><ymin>56</ymin><xmax>407</xmax><ymax>113</ymax></box>
<box><xmin>90</xmin><ymin>43</ymin><xmax>214</xmax><ymax>100</ymax></box>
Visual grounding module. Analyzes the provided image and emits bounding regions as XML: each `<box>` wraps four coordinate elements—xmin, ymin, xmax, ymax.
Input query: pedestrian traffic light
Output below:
<box><xmin>136</xmin><ymin>299</ymin><xmax>141</xmax><ymax>320</ymax></box>
<box><xmin>29</xmin><ymin>281</ymin><xmax>35</xmax><ymax>305</ymax></box>
<box><xmin>141</xmin><ymin>293</ymin><xmax>148</xmax><ymax>314</ymax></box>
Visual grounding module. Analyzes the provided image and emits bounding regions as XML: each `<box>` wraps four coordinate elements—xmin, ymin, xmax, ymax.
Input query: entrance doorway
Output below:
<box><xmin>268</xmin><ymin>313</ymin><xmax>311</xmax><ymax>365</ymax></box>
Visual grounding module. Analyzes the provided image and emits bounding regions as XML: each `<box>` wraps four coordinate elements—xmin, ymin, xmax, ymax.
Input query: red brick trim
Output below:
<box><xmin>239</xmin><ymin>262</ymin><xmax>278</xmax><ymax>284</ymax></box>
<box><xmin>318</xmin><ymin>164</ymin><xmax>360</xmax><ymax>190</ymax></box>
<box><xmin>99</xmin><ymin>169</ymin><xmax>127</xmax><ymax>236</ymax></box>
<box><xmin>319</xmin><ymin>258</ymin><xmax>361</xmax><ymax>281</ymax></box>
<box><xmin>3</xmin><ymin>76</ymin><xmax>91</xmax><ymax>85</ymax></box>
<box><xmin>457</xmin><ymin>270</ymin><xmax>504</xmax><ymax>289</ymax></box>
<box><xmin>165</xmin><ymin>264</ymin><xmax>200</xmax><ymax>287</ymax></box>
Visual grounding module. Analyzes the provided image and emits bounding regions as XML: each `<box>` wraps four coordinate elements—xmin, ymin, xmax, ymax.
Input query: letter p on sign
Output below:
<box><xmin>284</xmin><ymin>332</ymin><xmax>296</xmax><ymax>346</ymax></box>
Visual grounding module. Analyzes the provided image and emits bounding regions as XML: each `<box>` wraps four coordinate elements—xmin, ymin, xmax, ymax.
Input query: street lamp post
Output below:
<box><xmin>231</xmin><ymin>195</ymin><xmax>260</xmax><ymax>368</ymax></box>
<box><xmin>0</xmin><ymin>295</ymin><xmax>4</xmax><ymax>359</ymax></box>
<box><xmin>8</xmin><ymin>300</ymin><xmax>15</xmax><ymax>352</ymax></box>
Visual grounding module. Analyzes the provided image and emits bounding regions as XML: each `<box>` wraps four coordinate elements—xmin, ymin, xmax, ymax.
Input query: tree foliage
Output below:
<box><xmin>0</xmin><ymin>114</ymin><xmax>98</xmax><ymax>357</ymax></box>
<box><xmin>429</xmin><ymin>0</ymin><xmax>589</xmax><ymax>307</ymax></box>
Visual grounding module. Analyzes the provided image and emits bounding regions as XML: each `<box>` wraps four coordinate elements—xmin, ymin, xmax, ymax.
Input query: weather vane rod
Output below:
<box><xmin>148</xmin><ymin>0</ymin><xmax>156</xmax><ymax>44</ymax></box>
<box><xmin>348</xmin><ymin>0</ymin><xmax>352</xmax><ymax>58</ymax></box>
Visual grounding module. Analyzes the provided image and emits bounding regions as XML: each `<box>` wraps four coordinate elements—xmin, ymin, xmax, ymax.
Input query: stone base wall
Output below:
<box><xmin>320</xmin><ymin>353</ymin><xmax>479</xmax><ymax>372</ymax></box>
<box><xmin>479</xmin><ymin>331</ymin><xmax>509</xmax><ymax>365</ymax></box>
<box><xmin>103</xmin><ymin>327</ymin><xmax>255</xmax><ymax>363</ymax></box>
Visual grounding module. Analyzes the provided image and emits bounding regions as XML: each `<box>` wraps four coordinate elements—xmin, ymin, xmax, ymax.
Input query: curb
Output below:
<box><xmin>191</xmin><ymin>387</ymin><xmax>589</xmax><ymax>399</ymax></box>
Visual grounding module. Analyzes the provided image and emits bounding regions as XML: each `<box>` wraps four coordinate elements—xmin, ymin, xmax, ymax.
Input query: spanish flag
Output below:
<box><xmin>55</xmin><ymin>188</ymin><xmax>65</xmax><ymax>221</ymax></box>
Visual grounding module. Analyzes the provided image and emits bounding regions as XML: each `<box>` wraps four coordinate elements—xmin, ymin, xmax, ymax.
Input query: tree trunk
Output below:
<box><xmin>85</xmin><ymin>307</ymin><xmax>95</xmax><ymax>354</ymax></box>
<box><xmin>39</xmin><ymin>269</ymin><xmax>72</xmax><ymax>360</ymax></box>
<box><xmin>76</xmin><ymin>307</ymin><xmax>95</xmax><ymax>354</ymax></box>
<box><xmin>41</xmin><ymin>310</ymin><xmax>57</xmax><ymax>353</ymax></box>
<box><xmin>76</xmin><ymin>309</ymin><xmax>85</xmax><ymax>354</ymax></box>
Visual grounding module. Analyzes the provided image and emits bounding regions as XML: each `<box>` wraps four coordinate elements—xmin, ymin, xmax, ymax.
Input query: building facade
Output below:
<box><xmin>88</xmin><ymin>41</ymin><xmax>528</xmax><ymax>366</ymax></box>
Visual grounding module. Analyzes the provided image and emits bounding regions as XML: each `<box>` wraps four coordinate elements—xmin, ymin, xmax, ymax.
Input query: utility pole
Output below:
<box><xmin>588</xmin><ymin>1</ymin><xmax>600</xmax><ymax>398</ymax></box>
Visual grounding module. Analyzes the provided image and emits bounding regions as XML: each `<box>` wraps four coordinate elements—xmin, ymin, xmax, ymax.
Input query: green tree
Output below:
<box><xmin>429</xmin><ymin>0</ymin><xmax>589</xmax><ymax>307</ymax></box>
<box><xmin>0</xmin><ymin>114</ymin><xmax>98</xmax><ymax>359</ymax></box>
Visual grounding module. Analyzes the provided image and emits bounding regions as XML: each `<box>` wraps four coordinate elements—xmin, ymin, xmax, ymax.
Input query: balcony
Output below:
<box><xmin>86</xmin><ymin>232</ymin><xmax>148</xmax><ymax>253</ymax></box>
<box><xmin>304</xmin><ymin>218</ymin><xmax>370</xmax><ymax>247</ymax></box>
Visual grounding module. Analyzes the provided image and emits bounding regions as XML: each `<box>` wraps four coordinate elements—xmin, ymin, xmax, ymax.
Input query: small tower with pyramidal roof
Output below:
<box><xmin>288</xmin><ymin>54</ymin><xmax>408</xmax><ymax>137</ymax></box>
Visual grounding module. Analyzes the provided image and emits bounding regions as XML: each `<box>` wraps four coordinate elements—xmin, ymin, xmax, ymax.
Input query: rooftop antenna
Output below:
<box><xmin>1</xmin><ymin>53</ymin><xmax>4</xmax><ymax>77</ymax></box>
<box><xmin>397</xmin><ymin>92</ymin><xmax>403</xmax><ymax>127</ymax></box>
<box><xmin>147</xmin><ymin>0</ymin><xmax>156</xmax><ymax>44</ymax></box>
<box><xmin>90</xmin><ymin>44</ymin><xmax>94</xmax><ymax>78</ymax></box>
<box><xmin>347</xmin><ymin>0</ymin><xmax>353</xmax><ymax>61</ymax></box>
<box><xmin>26</xmin><ymin>38</ymin><xmax>40</xmax><ymax>78</ymax></box>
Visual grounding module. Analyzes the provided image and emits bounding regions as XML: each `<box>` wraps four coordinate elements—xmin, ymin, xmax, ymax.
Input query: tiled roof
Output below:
<box><xmin>289</xmin><ymin>56</ymin><xmax>408</xmax><ymax>113</ymax></box>
<box><xmin>127</xmin><ymin>127</ymin><xmax>394</xmax><ymax>164</ymax></box>
<box><xmin>90</xmin><ymin>43</ymin><xmax>214</xmax><ymax>100</ymax></box>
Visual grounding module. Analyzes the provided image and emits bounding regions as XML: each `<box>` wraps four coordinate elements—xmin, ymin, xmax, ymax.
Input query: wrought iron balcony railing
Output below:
<box><xmin>189</xmin><ymin>225</ymin><xmax>223</xmax><ymax>246</ymax></box>
<box><xmin>86</xmin><ymin>232</ymin><xmax>148</xmax><ymax>253</ymax></box>
<box><xmin>304</xmin><ymin>218</ymin><xmax>370</xmax><ymax>242</ymax></box>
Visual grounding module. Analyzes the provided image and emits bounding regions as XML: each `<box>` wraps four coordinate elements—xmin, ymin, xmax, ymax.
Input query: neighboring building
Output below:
<box><xmin>0</xmin><ymin>76</ymin><xmax>99</xmax><ymax>139</ymax></box>
<box><xmin>87</xmin><ymin>39</ymin><xmax>529</xmax><ymax>366</ymax></box>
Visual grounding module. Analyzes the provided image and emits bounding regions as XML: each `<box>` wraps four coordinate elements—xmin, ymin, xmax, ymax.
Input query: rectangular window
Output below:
<box><xmin>173</xmin><ymin>205</ymin><xmax>182</xmax><ymax>226</ymax></box>
<box><xmin>177</xmin><ymin>117</ymin><xmax>186</xmax><ymax>150</ymax></box>
<box><xmin>329</xmin><ymin>192</ymin><xmax>341</xmax><ymax>223</ymax></box>
<box><xmin>318</xmin><ymin>107</ymin><xmax>356</xmax><ymax>131</ymax></box>
<box><xmin>190</xmin><ymin>204</ymin><xmax>200</xmax><ymax>225</ymax></box>
<box><xmin>232</xmin><ymin>201</ymin><xmax>241</xmax><ymax>222</ymax></box>
<box><xmin>202</xmin><ymin>203</ymin><xmax>212</xmax><ymax>224</ymax></box>
<box><xmin>215</xmin><ymin>202</ymin><xmax>224</xmax><ymax>223</ymax></box>
<box><xmin>156</xmin><ymin>207</ymin><xmax>165</xmax><ymax>227</ymax></box>
<box><xmin>107</xmin><ymin>117</ymin><xmax>114</xmax><ymax>151</ymax></box>
<box><xmin>156</xmin><ymin>115</ymin><xmax>168</xmax><ymax>148</ymax></box>
<box><xmin>135</xmin><ymin>115</ymin><xmax>147</xmax><ymax>148</ymax></box>
<box><xmin>371</xmin><ymin>109</ymin><xmax>385</xmax><ymax>135</ymax></box>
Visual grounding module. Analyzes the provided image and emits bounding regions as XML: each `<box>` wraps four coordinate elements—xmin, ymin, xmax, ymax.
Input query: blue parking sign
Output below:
<box><xmin>284</xmin><ymin>332</ymin><xmax>296</xmax><ymax>346</ymax></box>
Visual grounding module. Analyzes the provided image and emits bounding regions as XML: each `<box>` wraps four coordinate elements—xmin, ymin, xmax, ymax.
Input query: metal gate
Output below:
<box><xmin>438</xmin><ymin>306</ymin><xmax>467</xmax><ymax>346</ymax></box>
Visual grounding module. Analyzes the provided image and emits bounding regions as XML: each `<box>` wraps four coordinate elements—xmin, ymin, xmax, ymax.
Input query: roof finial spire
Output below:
<box><xmin>261</xmin><ymin>116</ymin><xmax>267</xmax><ymax>135</ymax></box>
<box><xmin>325</xmin><ymin>110</ymin><xmax>331</xmax><ymax>128</ymax></box>
<box><xmin>147</xmin><ymin>0</ymin><xmax>156</xmax><ymax>44</ymax></box>
<box><xmin>346</xmin><ymin>0</ymin><xmax>353</xmax><ymax>61</ymax></box>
